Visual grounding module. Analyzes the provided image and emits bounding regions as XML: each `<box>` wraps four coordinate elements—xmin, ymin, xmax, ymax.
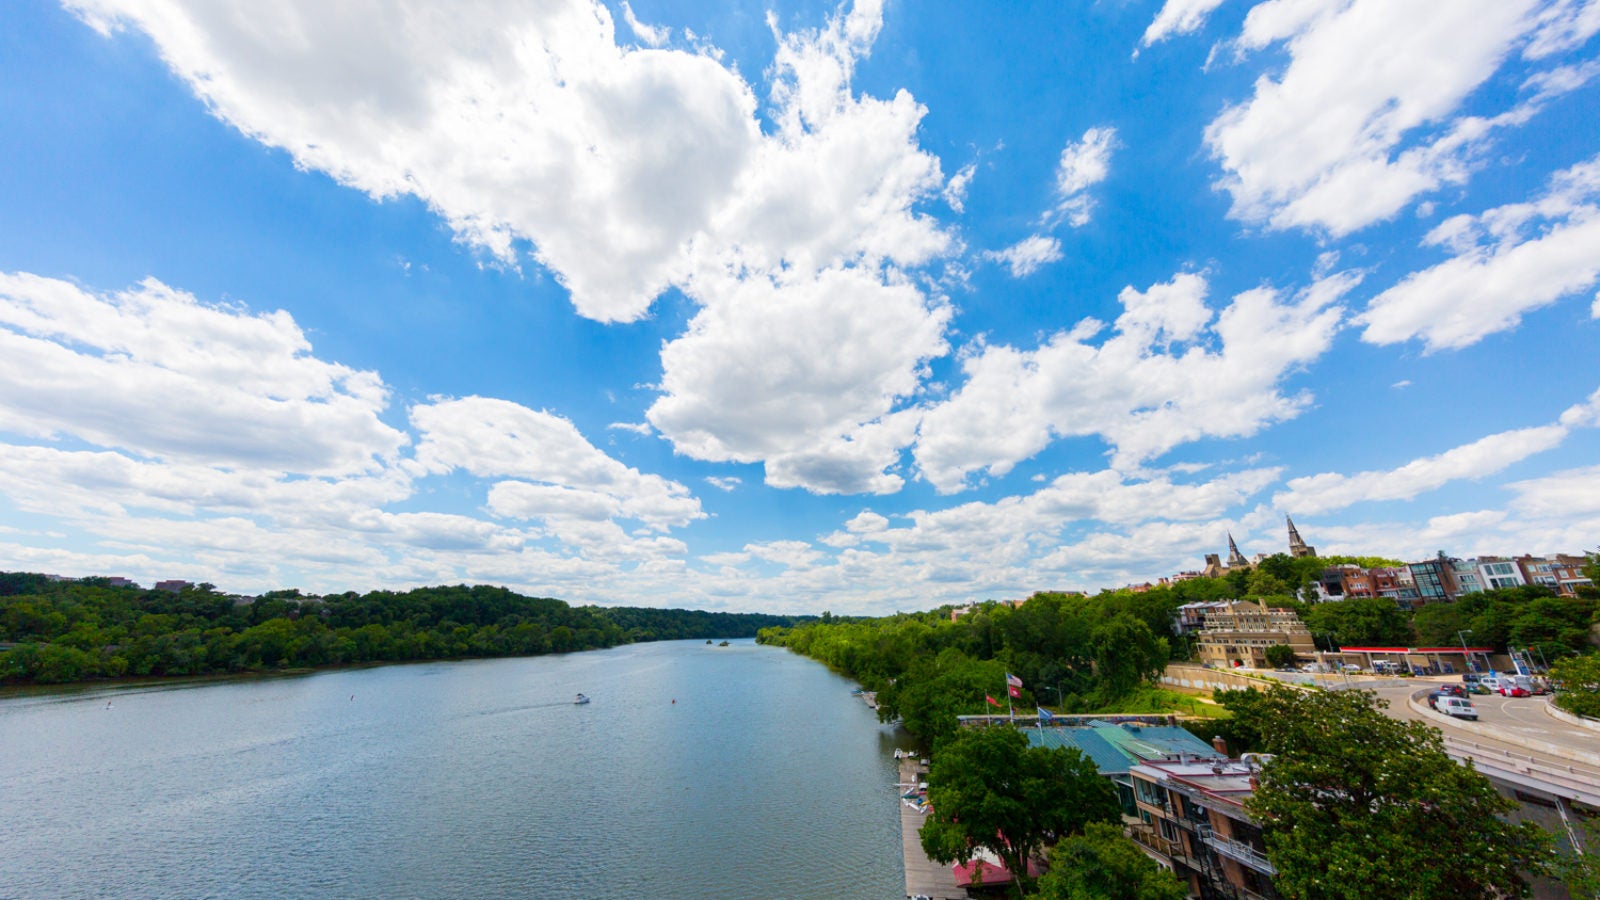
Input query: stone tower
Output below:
<box><xmin>1287</xmin><ymin>516</ymin><xmax>1315</xmax><ymax>558</ymax></box>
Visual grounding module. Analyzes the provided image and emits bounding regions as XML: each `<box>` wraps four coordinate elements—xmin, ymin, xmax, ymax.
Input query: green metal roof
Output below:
<box><xmin>1023</xmin><ymin>727</ymin><xmax>1133</xmax><ymax>775</ymax></box>
<box><xmin>1025</xmin><ymin>722</ymin><xmax>1221</xmax><ymax>775</ymax></box>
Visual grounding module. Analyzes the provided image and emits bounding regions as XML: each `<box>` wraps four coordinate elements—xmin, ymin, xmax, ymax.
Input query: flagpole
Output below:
<box><xmin>1005</xmin><ymin>675</ymin><xmax>1014</xmax><ymax>722</ymax></box>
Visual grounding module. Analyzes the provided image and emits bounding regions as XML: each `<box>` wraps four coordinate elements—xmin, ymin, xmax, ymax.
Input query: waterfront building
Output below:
<box><xmin>1023</xmin><ymin>719</ymin><xmax>1224</xmax><ymax>816</ymax></box>
<box><xmin>1127</xmin><ymin>756</ymin><xmax>1278</xmax><ymax>900</ymax></box>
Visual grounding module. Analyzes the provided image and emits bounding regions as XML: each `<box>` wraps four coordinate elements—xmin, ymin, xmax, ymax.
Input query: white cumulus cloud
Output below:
<box><xmin>648</xmin><ymin>267</ymin><xmax>947</xmax><ymax>495</ymax></box>
<box><xmin>411</xmin><ymin>396</ymin><xmax>704</xmax><ymax>531</ymax></box>
<box><xmin>1142</xmin><ymin>0</ymin><xmax>1231</xmax><ymax>46</ymax></box>
<box><xmin>69</xmin><ymin>0</ymin><xmax>952</xmax><ymax>326</ymax></box>
<box><xmin>0</xmin><ymin>272</ymin><xmax>405</xmax><ymax>475</ymax></box>
<box><xmin>1357</xmin><ymin>153</ymin><xmax>1600</xmax><ymax>350</ymax></box>
<box><xmin>1047</xmin><ymin>126</ymin><xmax>1116</xmax><ymax>228</ymax></box>
<box><xmin>985</xmin><ymin>235</ymin><xmax>1063</xmax><ymax>278</ymax></box>
<box><xmin>1275</xmin><ymin>386</ymin><xmax>1600</xmax><ymax>514</ymax></box>
<box><xmin>913</xmin><ymin>270</ymin><xmax>1355</xmax><ymax>491</ymax></box>
<box><xmin>1206</xmin><ymin>0</ymin><xmax>1582</xmax><ymax>236</ymax></box>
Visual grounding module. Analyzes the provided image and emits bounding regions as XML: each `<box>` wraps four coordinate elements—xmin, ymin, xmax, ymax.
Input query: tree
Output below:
<box><xmin>921</xmin><ymin>726</ymin><xmax>1119</xmax><ymax>894</ymax></box>
<box><xmin>1247</xmin><ymin>568</ymin><xmax>1291</xmax><ymax>599</ymax></box>
<box><xmin>1222</xmin><ymin>686</ymin><xmax>1552</xmax><ymax>899</ymax></box>
<box><xmin>1549</xmin><ymin>653</ymin><xmax>1600</xmax><ymax>718</ymax></box>
<box><xmin>1035</xmin><ymin>821</ymin><xmax>1187</xmax><ymax>900</ymax></box>
<box><xmin>1264</xmin><ymin>643</ymin><xmax>1297</xmax><ymax>669</ymax></box>
<box><xmin>1089</xmin><ymin>613</ymin><xmax>1167</xmax><ymax>703</ymax></box>
<box><xmin>1302</xmin><ymin>596</ymin><xmax>1413</xmax><ymax>647</ymax></box>
<box><xmin>878</xmin><ymin>648</ymin><xmax>1009</xmax><ymax>746</ymax></box>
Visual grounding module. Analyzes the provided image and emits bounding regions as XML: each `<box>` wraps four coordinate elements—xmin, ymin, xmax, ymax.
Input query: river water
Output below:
<box><xmin>0</xmin><ymin>639</ymin><xmax>906</xmax><ymax>898</ymax></box>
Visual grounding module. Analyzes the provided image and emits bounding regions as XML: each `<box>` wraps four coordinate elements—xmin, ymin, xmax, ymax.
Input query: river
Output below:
<box><xmin>0</xmin><ymin>639</ymin><xmax>906</xmax><ymax>898</ymax></box>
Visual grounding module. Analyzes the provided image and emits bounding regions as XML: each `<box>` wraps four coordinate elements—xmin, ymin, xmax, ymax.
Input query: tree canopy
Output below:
<box><xmin>1222</xmin><ymin>685</ymin><xmax>1553</xmax><ymax>899</ymax></box>
<box><xmin>0</xmin><ymin>573</ymin><xmax>798</xmax><ymax>684</ymax></box>
<box><xmin>920</xmin><ymin>725</ymin><xmax>1120</xmax><ymax>894</ymax></box>
<box><xmin>759</xmin><ymin>590</ymin><xmax>1181</xmax><ymax>744</ymax></box>
<box><xmin>1549</xmin><ymin>653</ymin><xmax>1600</xmax><ymax>718</ymax></box>
<box><xmin>1035</xmin><ymin>821</ymin><xmax>1187</xmax><ymax>900</ymax></box>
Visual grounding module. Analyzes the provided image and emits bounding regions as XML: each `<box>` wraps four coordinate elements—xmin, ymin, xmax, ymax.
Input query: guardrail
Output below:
<box><xmin>1442</xmin><ymin>735</ymin><xmax>1600</xmax><ymax>807</ymax></box>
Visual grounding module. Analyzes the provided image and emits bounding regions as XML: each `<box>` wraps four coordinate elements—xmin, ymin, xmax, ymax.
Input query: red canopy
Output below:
<box><xmin>952</xmin><ymin>857</ymin><xmax>1041</xmax><ymax>887</ymax></box>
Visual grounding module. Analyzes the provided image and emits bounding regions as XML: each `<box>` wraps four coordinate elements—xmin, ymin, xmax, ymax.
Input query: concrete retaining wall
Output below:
<box><xmin>1160</xmin><ymin>663</ymin><xmax>1316</xmax><ymax>695</ymax></box>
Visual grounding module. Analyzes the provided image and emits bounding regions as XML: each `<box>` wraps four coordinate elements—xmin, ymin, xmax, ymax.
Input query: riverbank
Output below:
<box><xmin>899</xmin><ymin>754</ymin><xmax>963</xmax><ymax>900</ymax></box>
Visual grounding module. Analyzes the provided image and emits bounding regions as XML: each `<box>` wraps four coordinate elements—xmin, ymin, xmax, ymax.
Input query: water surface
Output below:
<box><xmin>0</xmin><ymin>640</ymin><xmax>904</xmax><ymax>898</ymax></box>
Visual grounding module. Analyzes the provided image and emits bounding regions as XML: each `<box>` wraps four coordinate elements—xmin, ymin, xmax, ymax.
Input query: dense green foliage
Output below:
<box><xmin>920</xmin><ymin>725</ymin><xmax>1120</xmax><ymax>894</ymax></box>
<box><xmin>1549</xmin><ymin>653</ymin><xmax>1600</xmax><ymax>718</ymax></box>
<box><xmin>1035</xmin><ymin>822</ymin><xmax>1188</xmax><ymax>900</ymax></box>
<box><xmin>1264</xmin><ymin>643</ymin><xmax>1297</xmax><ymax>668</ymax></box>
<box><xmin>1223</xmin><ymin>686</ymin><xmax>1553</xmax><ymax>899</ymax></box>
<box><xmin>1410</xmin><ymin>585</ymin><xmax>1597</xmax><ymax>663</ymax></box>
<box><xmin>758</xmin><ymin>591</ymin><xmax>1173</xmax><ymax>745</ymax></box>
<box><xmin>0</xmin><ymin>574</ymin><xmax>797</xmax><ymax>684</ymax></box>
<box><xmin>758</xmin><ymin>554</ymin><xmax>1600</xmax><ymax>742</ymax></box>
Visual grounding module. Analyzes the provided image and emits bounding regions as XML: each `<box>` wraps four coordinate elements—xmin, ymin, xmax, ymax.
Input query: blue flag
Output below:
<box><xmin>1036</xmin><ymin>707</ymin><xmax>1054</xmax><ymax>723</ymax></box>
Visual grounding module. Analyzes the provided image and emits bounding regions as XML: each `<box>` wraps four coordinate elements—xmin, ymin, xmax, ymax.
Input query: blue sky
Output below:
<box><xmin>1</xmin><ymin>0</ymin><xmax>1598</xmax><ymax>614</ymax></box>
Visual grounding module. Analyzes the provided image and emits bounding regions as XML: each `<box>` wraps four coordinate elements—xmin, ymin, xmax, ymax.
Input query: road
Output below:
<box><xmin>1361</xmin><ymin>678</ymin><xmax>1592</xmax><ymax>752</ymax></box>
<box><xmin>1351</xmin><ymin>675</ymin><xmax>1600</xmax><ymax>806</ymax></box>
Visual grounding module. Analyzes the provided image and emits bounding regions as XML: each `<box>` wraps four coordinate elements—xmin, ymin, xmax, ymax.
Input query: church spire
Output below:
<box><xmin>1287</xmin><ymin>515</ymin><xmax>1315</xmax><ymax>558</ymax></box>
<box><xmin>1226</xmin><ymin>532</ymin><xmax>1247</xmax><ymax>567</ymax></box>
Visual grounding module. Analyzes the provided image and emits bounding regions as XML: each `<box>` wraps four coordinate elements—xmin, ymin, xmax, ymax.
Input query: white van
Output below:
<box><xmin>1437</xmin><ymin>697</ymin><xmax>1478</xmax><ymax>720</ymax></box>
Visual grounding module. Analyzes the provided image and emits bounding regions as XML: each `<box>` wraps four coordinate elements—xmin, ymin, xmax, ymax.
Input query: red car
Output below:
<box><xmin>1497</xmin><ymin>684</ymin><xmax>1531</xmax><ymax>698</ymax></box>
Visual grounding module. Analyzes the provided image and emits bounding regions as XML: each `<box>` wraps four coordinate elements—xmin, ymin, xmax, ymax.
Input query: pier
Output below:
<box><xmin>898</xmin><ymin>755</ymin><xmax>963</xmax><ymax>899</ymax></box>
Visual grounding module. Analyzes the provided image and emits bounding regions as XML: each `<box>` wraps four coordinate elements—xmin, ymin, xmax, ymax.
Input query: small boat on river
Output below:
<box><xmin>573</xmin><ymin>693</ymin><xmax>590</xmax><ymax>705</ymax></box>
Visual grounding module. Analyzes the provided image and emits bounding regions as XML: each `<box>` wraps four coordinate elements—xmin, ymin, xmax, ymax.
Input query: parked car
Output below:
<box><xmin>1466</xmin><ymin>683</ymin><xmax>1492</xmax><ymax>695</ymax></box>
<box><xmin>1437</xmin><ymin>696</ymin><xmax>1479</xmax><ymax>720</ymax></box>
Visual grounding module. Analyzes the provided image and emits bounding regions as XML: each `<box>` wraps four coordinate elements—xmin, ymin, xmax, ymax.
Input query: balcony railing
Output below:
<box><xmin>1196</xmin><ymin>823</ymin><xmax>1277</xmax><ymax>875</ymax></box>
<box><xmin>1127</xmin><ymin>824</ymin><xmax>1183</xmax><ymax>859</ymax></box>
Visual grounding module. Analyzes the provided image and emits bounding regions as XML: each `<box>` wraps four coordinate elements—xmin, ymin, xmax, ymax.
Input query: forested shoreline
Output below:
<box><xmin>759</xmin><ymin>551</ymin><xmax>1599</xmax><ymax>747</ymax></box>
<box><xmin>0</xmin><ymin>572</ymin><xmax>799</xmax><ymax>684</ymax></box>
<box><xmin>758</xmin><ymin>591</ymin><xmax>1176</xmax><ymax>746</ymax></box>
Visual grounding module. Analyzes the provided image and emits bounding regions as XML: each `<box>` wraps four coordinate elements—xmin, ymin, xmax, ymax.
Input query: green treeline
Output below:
<box><xmin>757</xmin><ymin>591</ymin><xmax>1174</xmax><ymax>746</ymax></box>
<box><xmin>759</xmin><ymin>551</ymin><xmax>1600</xmax><ymax>746</ymax></box>
<box><xmin>0</xmin><ymin>573</ymin><xmax>798</xmax><ymax>685</ymax></box>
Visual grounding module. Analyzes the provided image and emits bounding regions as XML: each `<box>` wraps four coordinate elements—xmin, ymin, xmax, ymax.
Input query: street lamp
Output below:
<box><xmin>1317</xmin><ymin>632</ymin><xmax>1350</xmax><ymax>689</ymax></box>
<box><xmin>1458</xmin><ymin>630</ymin><xmax>1474</xmax><ymax>674</ymax></box>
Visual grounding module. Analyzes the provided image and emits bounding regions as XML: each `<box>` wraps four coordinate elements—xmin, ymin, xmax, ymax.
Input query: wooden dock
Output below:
<box><xmin>899</xmin><ymin>756</ymin><xmax>964</xmax><ymax>899</ymax></box>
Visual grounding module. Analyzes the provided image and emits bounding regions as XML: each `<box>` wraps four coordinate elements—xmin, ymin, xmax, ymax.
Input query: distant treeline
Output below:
<box><xmin>0</xmin><ymin>573</ymin><xmax>800</xmax><ymax>685</ymax></box>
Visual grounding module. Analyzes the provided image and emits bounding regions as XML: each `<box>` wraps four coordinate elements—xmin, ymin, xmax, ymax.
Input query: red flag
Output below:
<box><xmin>1008</xmin><ymin>684</ymin><xmax>1021</xmax><ymax>699</ymax></box>
<box><xmin>986</xmin><ymin>694</ymin><xmax>1000</xmax><ymax>707</ymax></box>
